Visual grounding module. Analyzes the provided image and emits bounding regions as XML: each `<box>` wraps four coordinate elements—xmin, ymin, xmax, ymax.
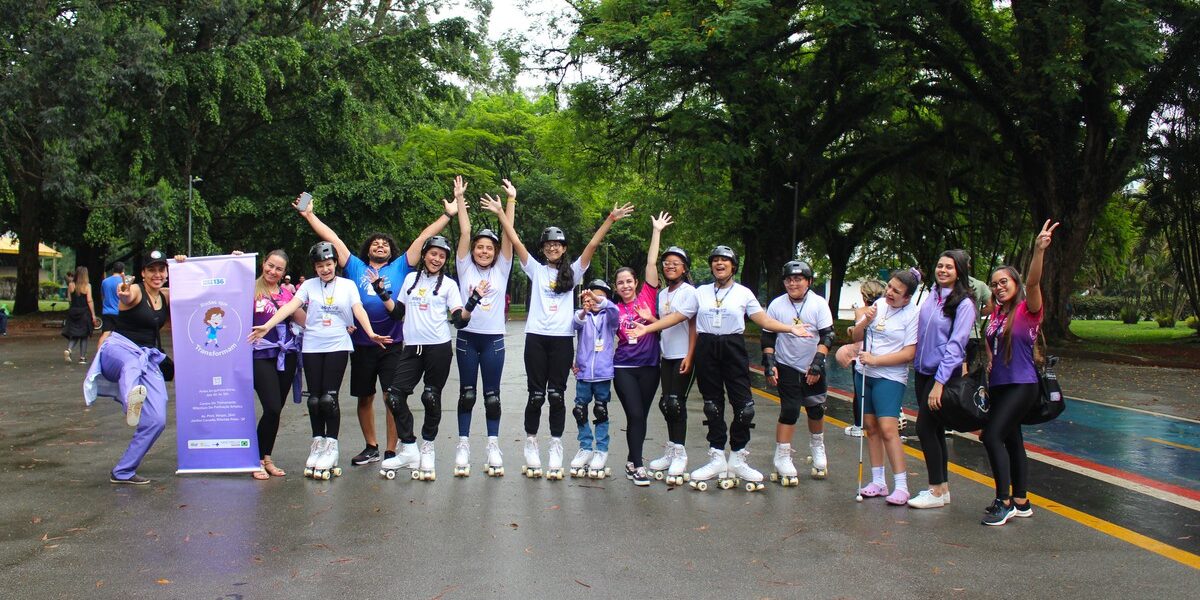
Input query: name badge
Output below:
<box><xmin>549</xmin><ymin>303</ymin><xmax>559</xmax><ymax>313</ymax></box>
<box><xmin>711</xmin><ymin>308</ymin><xmax>723</xmax><ymax>328</ymax></box>
<box><xmin>419</xmin><ymin>303</ymin><xmax>429</xmax><ymax>311</ymax></box>
<box><xmin>322</xmin><ymin>317</ymin><xmax>332</xmax><ymax>327</ymax></box>
<box><xmin>594</xmin><ymin>338</ymin><xmax>605</xmax><ymax>352</ymax></box>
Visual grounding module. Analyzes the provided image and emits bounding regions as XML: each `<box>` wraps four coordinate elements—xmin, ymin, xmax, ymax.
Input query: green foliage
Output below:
<box><xmin>1070</xmin><ymin>319</ymin><xmax>1196</xmax><ymax>343</ymax></box>
<box><xmin>1070</xmin><ymin>295</ymin><xmax>1132</xmax><ymax>321</ymax></box>
<box><xmin>1120</xmin><ymin>304</ymin><xmax>1141</xmax><ymax>325</ymax></box>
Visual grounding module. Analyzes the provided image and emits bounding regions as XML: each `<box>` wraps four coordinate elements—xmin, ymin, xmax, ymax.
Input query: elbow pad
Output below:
<box><xmin>386</xmin><ymin>301</ymin><xmax>405</xmax><ymax>321</ymax></box>
<box><xmin>760</xmin><ymin>330</ymin><xmax>778</xmax><ymax>352</ymax></box>
<box><xmin>451</xmin><ymin>308</ymin><xmax>469</xmax><ymax>329</ymax></box>
<box><xmin>464</xmin><ymin>290</ymin><xmax>483</xmax><ymax>313</ymax></box>
<box><xmin>818</xmin><ymin>326</ymin><xmax>835</xmax><ymax>349</ymax></box>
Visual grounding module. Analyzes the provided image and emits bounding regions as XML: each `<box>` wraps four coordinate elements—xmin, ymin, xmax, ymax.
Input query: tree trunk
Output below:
<box><xmin>827</xmin><ymin>238</ymin><xmax>852</xmax><ymax>320</ymax></box>
<box><xmin>13</xmin><ymin>183</ymin><xmax>42</xmax><ymax>315</ymax></box>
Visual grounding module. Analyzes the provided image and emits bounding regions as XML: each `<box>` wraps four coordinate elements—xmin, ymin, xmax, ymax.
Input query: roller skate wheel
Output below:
<box><xmin>789</xmin><ymin>476</ymin><xmax>800</xmax><ymax>486</ymax></box>
<box><xmin>812</xmin><ymin>468</ymin><xmax>826</xmax><ymax>479</ymax></box>
<box><xmin>385</xmin><ymin>470</ymin><xmax>396</xmax><ymax>480</ymax></box>
<box><xmin>746</xmin><ymin>482</ymin><xmax>763</xmax><ymax>492</ymax></box>
<box><xmin>770</xmin><ymin>472</ymin><xmax>779</xmax><ymax>482</ymax></box>
<box><xmin>332</xmin><ymin>467</ymin><xmax>342</xmax><ymax>477</ymax></box>
<box><xmin>719</xmin><ymin>479</ymin><xmax>734</xmax><ymax>490</ymax></box>
<box><xmin>654</xmin><ymin>471</ymin><xmax>665</xmax><ymax>481</ymax></box>
<box><xmin>303</xmin><ymin>468</ymin><xmax>313</xmax><ymax>477</ymax></box>
<box><xmin>496</xmin><ymin>467</ymin><xmax>504</xmax><ymax>476</ymax></box>
<box><xmin>683</xmin><ymin>473</ymin><xmax>690</xmax><ymax>482</ymax></box>
<box><xmin>605</xmin><ymin>467</ymin><xmax>612</xmax><ymax>476</ymax></box>
<box><xmin>321</xmin><ymin>470</ymin><xmax>331</xmax><ymax>481</ymax></box>
<box><xmin>428</xmin><ymin>472</ymin><xmax>436</xmax><ymax>481</ymax></box>
<box><xmin>806</xmin><ymin>455</ymin><xmax>813</xmax><ymax>464</ymax></box>
<box><xmin>695</xmin><ymin>481</ymin><xmax>708</xmax><ymax>491</ymax></box>
<box><xmin>411</xmin><ymin>470</ymin><xmax>421</xmax><ymax>480</ymax></box>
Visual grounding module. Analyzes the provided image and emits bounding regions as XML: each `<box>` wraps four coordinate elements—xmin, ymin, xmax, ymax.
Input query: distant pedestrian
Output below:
<box><xmin>97</xmin><ymin>262</ymin><xmax>125</xmax><ymax>348</ymax></box>
<box><xmin>62</xmin><ymin>267</ymin><xmax>100</xmax><ymax>364</ymax></box>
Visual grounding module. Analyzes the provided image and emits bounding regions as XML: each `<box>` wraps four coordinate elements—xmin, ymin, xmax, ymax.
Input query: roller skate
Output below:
<box><xmin>647</xmin><ymin>443</ymin><xmax>673</xmax><ymax>481</ymax></box>
<box><xmin>484</xmin><ymin>436</ymin><xmax>504</xmax><ymax>477</ymax></box>
<box><xmin>665</xmin><ymin>444</ymin><xmax>689</xmax><ymax>486</ymax></box>
<box><xmin>412</xmin><ymin>440</ymin><xmax>436</xmax><ymax>481</ymax></box>
<box><xmin>770</xmin><ymin>443</ymin><xmax>799</xmax><ymax>487</ymax></box>
<box><xmin>570</xmin><ymin>448</ymin><xmax>594</xmax><ymax>478</ymax></box>
<box><xmin>806</xmin><ymin>434</ymin><xmax>828</xmax><ymax>479</ymax></box>
<box><xmin>304</xmin><ymin>436</ymin><xmax>324</xmax><ymax>478</ymax></box>
<box><xmin>379</xmin><ymin>442</ymin><xmax>419</xmax><ymax>480</ymax></box>
<box><xmin>313</xmin><ymin>438</ymin><xmax>342</xmax><ymax>480</ymax></box>
<box><xmin>587</xmin><ymin>451</ymin><xmax>611</xmax><ymax>479</ymax></box>
<box><xmin>545</xmin><ymin>437</ymin><xmax>565</xmax><ymax>480</ymax></box>
<box><xmin>453</xmin><ymin>437</ymin><xmax>470</xmax><ymax>477</ymax></box>
<box><xmin>521</xmin><ymin>436</ymin><xmax>543</xmax><ymax>478</ymax></box>
<box><xmin>728</xmin><ymin>447</ymin><xmax>765</xmax><ymax>492</ymax></box>
<box><xmin>688</xmin><ymin>448</ymin><xmax>727</xmax><ymax>492</ymax></box>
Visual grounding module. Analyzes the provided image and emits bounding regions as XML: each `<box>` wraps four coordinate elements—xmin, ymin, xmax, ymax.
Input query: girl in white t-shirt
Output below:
<box><xmin>249</xmin><ymin>241</ymin><xmax>392</xmax><ymax>480</ymax></box>
<box><xmin>849</xmin><ymin>269</ymin><xmax>920</xmax><ymax>505</ymax></box>
<box><xmin>483</xmin><ymin>194</ymin><xmax>634</xmax><ymax>479</ymax></box>
<box><xmin>452</xmin><ymin>176</ymin><xmax>516</xmax><ymax>477</ymax></box>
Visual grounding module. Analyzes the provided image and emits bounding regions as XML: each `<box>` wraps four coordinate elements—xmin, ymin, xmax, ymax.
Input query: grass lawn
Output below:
<box><xmin>1070</xmin><ymin>319</ymin><xmax>1198</xmax><ymax>344</ymax></box>
<box><xmin>0</xmin><ymin>299</ymin><xmax>73</xmax><ymax>313</ymax></box>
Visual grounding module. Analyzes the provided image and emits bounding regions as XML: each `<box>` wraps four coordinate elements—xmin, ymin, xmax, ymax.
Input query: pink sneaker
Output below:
<box><xmin>859</xmin><ymin>481</ymin><xmax>889</xmax><ymax>497</ymax></box>
<box><xmin>886</xmin><ymin>489</ymin><xmax>911</xmax><ymax>505</ymax></box>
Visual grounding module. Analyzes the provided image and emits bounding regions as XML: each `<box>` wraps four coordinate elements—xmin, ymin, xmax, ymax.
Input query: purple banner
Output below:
<box><xmin>169</xmin><ymin>254</ymin><xmax>260</xmax><ymax>473</ymax></box>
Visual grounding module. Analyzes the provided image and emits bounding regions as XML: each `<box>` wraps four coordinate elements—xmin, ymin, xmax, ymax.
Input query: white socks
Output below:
<box><xmin>872</xmin><ymin>466</ymin><xmax>886</xmax><ymax>486</ymax></box>
<box><xmin>894</xmin><ymin>471</ymin><xmax>908</xmax><ymax>493</ymax></box>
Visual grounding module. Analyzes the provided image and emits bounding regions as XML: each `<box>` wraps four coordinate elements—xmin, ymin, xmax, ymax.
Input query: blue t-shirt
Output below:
<box><xmin>100</xmin><ymin>274</ymin><xmax>122</xmax><ymax>315</ymax></box>
<box><xmin>342</xmin><ymin>254</ymin><xmax>409</xmax><ymax>345</ymax></box>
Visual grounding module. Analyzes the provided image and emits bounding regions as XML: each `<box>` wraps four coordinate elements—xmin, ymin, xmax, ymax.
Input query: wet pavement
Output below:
<box><xmin>1</xmin><ymin>324</ymin><xmax>1197</xmax><ymax>599</ymax></box>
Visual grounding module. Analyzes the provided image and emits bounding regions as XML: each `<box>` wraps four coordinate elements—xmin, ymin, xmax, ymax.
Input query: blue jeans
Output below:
<box><xmin>574</xmin><ymin>379</ymin><xmax>611</xmax><ymax>452</ymax></box>
<box><xmin>456</xmin><ymin>331</ymin><xmax>506</xmax><ymax>436</ymax></box>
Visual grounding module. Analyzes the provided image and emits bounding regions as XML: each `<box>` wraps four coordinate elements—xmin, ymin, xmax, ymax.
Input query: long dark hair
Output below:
<box><xmin>359</xmin><ymin>233</ymin><xmax>399</xmax><ymax>264</ymax></box>
<box><xmin>547</xmin><ymin>252</ymin><xmax>575</xmax><ymax>294</ymax></box>
<box><xmin>938</xmin><ymin>249</ymin><xmax>973</xmax><ymax>319</ymax></box>
<box><xmin>991</xmin><ymin>265</ymin><xmax>1026</xmax><ymax>364</ymax></box>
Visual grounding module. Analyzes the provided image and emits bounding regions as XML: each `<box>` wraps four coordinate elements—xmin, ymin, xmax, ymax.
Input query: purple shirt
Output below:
<box><xmin>914</xmin><ymin>286</ymin><xmax>977</xmax><ymax>383</ymax></box>
<box><xmin>986</xmin><ymin>300</ymin><xmax>1042</xmax><ymax>386</ymax></box>
<box><xmin>252</xmin><ymin>287</ymin><xmax>296</xmax><ymax>360</ymax></box>
<box><xmin>614</xmin><ymin>283</ymin><xmax>660</xmax><ymax>368</ymax></box>
<box><xmin>574</xmin><ymin>299</ymin><xmax>619</xmax><ymax>381</ymax></box>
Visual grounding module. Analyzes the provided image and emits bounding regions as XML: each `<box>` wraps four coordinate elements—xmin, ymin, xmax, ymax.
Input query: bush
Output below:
<box><xmin>1072</xmin><ymin>295</ymin><xmax>1133</xmax><ymax>320</ymax></box>
<box><xmin>1154</xmin><ymin>313</ymin><xmax>1176</xmax><ymax>328</ymax></box>
<box><xmin>0</xmin><ymin>276</ymin><xmax>15</xmax><ymax>299</ymax></box>
<box><xmin>1120</xmin><ymin>304</ymin><xmax>1141</xmax><ymax>324</ymax></box>
<box><xmin>38</xmin><ymin>280</ymin><xmax>60</xmax><ymax>300</ymax></box>
<box><xmin>1187</xmin><ymin>316</ymin><xmax>1199</xmax><ymax>330</ymax></box>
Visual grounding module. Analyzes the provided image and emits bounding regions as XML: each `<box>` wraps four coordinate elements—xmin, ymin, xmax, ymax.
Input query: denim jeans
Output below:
<box><xmin>574</xmin><ymin>379</ymin><xmax>611</xmax><ymax>452</ymax></box>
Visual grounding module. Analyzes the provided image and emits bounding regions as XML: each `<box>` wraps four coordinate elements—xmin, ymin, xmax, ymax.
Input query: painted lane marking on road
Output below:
<box><xmin>749</xmin><ymin>384</ymin><xmax>1200</xmax><ymax>571</ymax></box>
<box><xmin>1145</xmin><ymin>437</ymin><xmax>1200</xmax><ymax>452</ymax></box>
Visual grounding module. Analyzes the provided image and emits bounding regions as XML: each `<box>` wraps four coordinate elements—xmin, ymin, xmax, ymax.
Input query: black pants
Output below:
<box><xmin>659</xmin><ymin>358</ymin><xmax>693</xmax><ymax>444</ymax></box>
<box><xmin>983</xmin><ymin>383</ymin><xmax>1038</xmax><ymax>499</ymax></box>
<box><xmin>614</xmin><ymin>366</ymin><xmax>660</xmax><ymax>467</ymax></box>
<box><xmin>254</xmin><ymin>353</ymin><xmax>298</xmax><ymax>457</ymax></box>
<box><xmin>915</xmin><ymin>371</ymin><xmax>958</xmax><ymax>486</ymax></box>
<box><xmin>386</xmin><ymin>342</ymin><xmax>453</xmax><ymax>443</ymax></box>
<box><xmin>303</xmin><ymin>351</ymin><xmax>349</xmax><ymax>439</ymax></box>
<box><xmin>695</xmin><ymin>333</ymin><xmax>754</xmax><ymax>451</ymax></box>
<box><xmin>523</xmin><ymin>333</ymin><xmax>575</xmax><ymax>437</ymax></box>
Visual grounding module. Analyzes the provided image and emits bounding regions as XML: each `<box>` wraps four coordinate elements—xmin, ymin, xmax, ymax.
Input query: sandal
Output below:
<box><xmin>251</xmin><ymin>468</ymin><xmax>270</xmax><ymax>480</ymax></box>
<box><xmin>261</xmin><ymin>458</ymin><xmax>286</xmax><ymax>477</ymax></box>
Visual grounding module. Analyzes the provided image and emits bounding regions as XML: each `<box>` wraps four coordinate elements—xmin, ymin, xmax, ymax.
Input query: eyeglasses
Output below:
<box><xmin>989</xmin><ymin>278</ymin><xmax>1011</xmax><ymax>289</ymax></box>
<box><xmin>544</xmin><ymin>242</ymin><xmax>565</xmax><ymax>250</ymax></box>
<box><xmin>661</xmin><ymin>261</ymin><xmax>685</xmax><ymax>268</ymax></box>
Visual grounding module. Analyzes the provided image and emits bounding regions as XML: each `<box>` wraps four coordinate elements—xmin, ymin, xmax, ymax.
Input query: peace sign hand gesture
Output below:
<box><xmin>1035</xmin><ymin>219</ymin><xmax>1059</xmax><ymax>251</ymax></box>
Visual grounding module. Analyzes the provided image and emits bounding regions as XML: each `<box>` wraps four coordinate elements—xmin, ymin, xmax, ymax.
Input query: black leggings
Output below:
<box><xmin>614</xmin><ymin>366</ymin><xmax>660</xmax><ymax>467</ymax></box>
<box><xmin>253</xmin><ymin>353</ymin><xmax>298</xmax><ymax>457</ymax></box>
<box><xmin>694</xmin><ymin>333</ymin><xmax>754</xmax><ymax>451</ymax></box>
<box><xmin>523</xmin><ymin>333</ymin><xmax>575</xmax><ymax>437</ymax></box>
<box><xmin>982</xmin><ymin>383</ymin><xmax>1038</xmax><ymax>499</ymax></box>
<box><xmin>915</xmin><ymin>371</ymin><xmax>952</xmax><ymax>486</ymax></box>
<box><xmin>659</xmin><ymin>358</ymin><xmax>693</xmax><ymax>444</ymax></box>
<box><xmin>303</xmin><ymin>351</ymin><xmax>349</xmax><ymax>439</ymax></box>
<box><xmin>387</xmin><ymin>342</ymin><xmax>453</xmax><ymax>443</ymax></box>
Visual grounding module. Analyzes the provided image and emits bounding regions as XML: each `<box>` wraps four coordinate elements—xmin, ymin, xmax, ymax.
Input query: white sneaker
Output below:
<box><xmin>907</xmin><ymin>489</ymin><xmax>947</xmax><ymax>509</ymax></box>
<box><xmin>125</xmin><ymin>385</ymin><xmax>147</xmax><ymax>427</ymax></box>
<box><xmin>844</xmin><ymin>425</ymin><xmax>863</xmax><ymax>437</ymax></box>
<box><xmin>64</xmin><ymin>349</ymin><xmax>72</xmax><ymax>364</ymax></box>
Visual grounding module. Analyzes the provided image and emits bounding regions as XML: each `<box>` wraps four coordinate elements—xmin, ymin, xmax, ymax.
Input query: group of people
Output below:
<box><xmin>78</xmin><ymin>174</ymin><xmax>1059</xmax><ymax>527</ymax></box>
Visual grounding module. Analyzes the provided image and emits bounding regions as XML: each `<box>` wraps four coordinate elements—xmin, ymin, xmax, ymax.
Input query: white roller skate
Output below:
<box><xmin>521</xmin><ymin>436</ymin><xmax>542</xmax><ymax>478</ymax></box>
<box><xmin>728</xmin><ymin>447</ymin><xmax>765</xmax><ymax>492</ymax></box>
<box><xmin>587</xmin><ymin>450</ymin><xmax>611</xmax><ymax>479</ymax></box>
<box><xmin>665</xmin><ymin>444</ymin><xmax>689</xmax><ymax>486</ymax></box>
<box><xmin>379</xmin><ymin>442</ymin><xmax>419</xmax><ymax>480</ymax></box>
<box><xmin>412</xmin><ymin>440</ymin><xmax>436</xmax><ymax>481</ymax></box>
<box><xmin>806</xmin><ymin>434</ymin><xmax>828</xmax><ymax>479</ymax></box>
<box><xmin>546</xmin><ymin>437</ymin><xmax>565</xmax><ymax>480</ymax></box>
<box><xmin>453</xmin><ymin>437</ymin><xmax>471</xmax><ymax>477</ymax></box>
<box><xmin>313</xmin><ymin>438</ymin><xmax>342</xmax><ymax>480</ymax></box>
<box><xmin>688</xmin><ymin>448</ymin><xmax>728</xmax><ymax>491</ymax></box>
<box><xmin>647</xmin><ymin>443</ymin><xmax>673</xmax><ymax>481</ymax></box>
<box><xmin>484</xmin><ymin>436</ymin><xmax>504</xmax><ymax>477</ymax></box>
<box><xmin>570</xmin><ymin>448</ymin><xmax>594</xmax><ymax>478</ymax></box>
<box><xmin>770</xmin><ymin>443</ymin><xmax>799</xmax><ymax>487</ymax></box>
<box><xmin>304</xmin><ymin>436</ymin><xmax>324</xmax><ymax>478</ymax></box>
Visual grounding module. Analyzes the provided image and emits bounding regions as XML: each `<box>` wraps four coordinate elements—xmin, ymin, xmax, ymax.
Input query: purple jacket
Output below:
<box><xmin>573</xmin><ymin>299</ymin><xmax>619</xmax><ymax>382</ymax></box>
<box><xmin>914</xmin><ymin>286</ymin><xmax>977</xmax><ymax>383</ymax></box>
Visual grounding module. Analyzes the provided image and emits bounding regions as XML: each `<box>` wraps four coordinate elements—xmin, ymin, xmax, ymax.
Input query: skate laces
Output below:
<box><xmin>421</xmin><ymin>440</ymin><xmax>435</xmax><ymax>453</ymax></box>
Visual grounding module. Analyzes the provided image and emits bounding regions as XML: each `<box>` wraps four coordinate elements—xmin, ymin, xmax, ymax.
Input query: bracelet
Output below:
<box><xmin>443</xmin><ymin>211</ymin><xmax>454</xmax><ymax>220</ymax></box>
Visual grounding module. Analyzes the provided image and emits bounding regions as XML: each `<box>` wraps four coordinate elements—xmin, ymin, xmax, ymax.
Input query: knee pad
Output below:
<box><xmin>701</xmin><ymin>399</ymin><xmax>720</xmax><ymax>426</ymax></box>
<box><xmin>318</xmin><ymin>392</ymin><xmax>339</xmax><ymax>418</ymax></box>
<box><xmin>592</xmin><ymin>401</ymin><xmax>609</xmax><ymax>424</ymax></box>
<box><xmin>458</xmin><ymin>386</ymin><xmax>477</xmax><ymax>412</ymax></box>
<box><xmin>526</xmin><ymin>391</ymin><xmax>546</xmax><ymax>410</ymax></box>
<box><xmin>732</xmin><ymin>403</ymin><xmax>755</xmax><ymax>428</ymax></box>
<box><xmin>547</xmin><ymin>389</ymin><xmax>565</xmax><ymax>406</ymax></box>
<box><xmin>421</xmin><ymin>386</ymin><xmax>441</xmax><ymax>413</ymax></box>
<box><xmin>484</xmin><ymin>392</ymin><xmax>501</xmax><ymax>420</ymax></box>
<box><xmin>660</xmin><ymin>394</ymin><xmax>682</xmax><ymax>420</ymax></box>
<box><xmin>385</xmin><ymin>389</ymin><xmax>407</xmax><ymax>414</ymax></box>
<box><xmin>306</xmin><ymin>392</ymin><xmax>320</xmax><ymax>414</ymax></box>
<box><xmin>572</xmin><ymin>402</ymin><xmax>587</xmax><ymax>425</ymax></box>
<box><xmin>806</xmin><ymin>403</ymin><xmax>825</xmax><ymax>421</ymax></box>
<box><xmin>778</xmin><ymin>399</ymin><xmax>801</xmax><ymax>426</ymax></box>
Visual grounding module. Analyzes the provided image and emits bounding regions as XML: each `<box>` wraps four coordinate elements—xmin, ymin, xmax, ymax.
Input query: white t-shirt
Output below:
<box><xmin>522</xmin><ymin>257</ymin><xmax>586</xmax><ymax>337</ymax></box>
<box><xmin>694</xmin><ymin>281</ymin><xmax>762</xmax><ymax>335</ymax></box>
<box><xmin>294</xmin><ymin>276</ymin><xmax>360</xmax><ymax>353</ymax></box>
<box><xmin>457</xmin><ymin>253</ymin><xmax>513</xmax><ymax>336</ymax></box>
<box><xmin>658</xmin><ymin>282</ymin><xmax>698</xmax><ymax>359</ymax></box>
<box><xmin>400</xmin><ymin>271</ymin><xmax>464</xmax><ymax>345</ymax></box>
<box><xmin>767</xmin><ymin>292</ymin><xmax>834</xmax><ymax>370</ymax></box>
<box><xmin>862</xmin><ymin>297</ymin><xmax>919</xmax><ymax>384</ymax></box>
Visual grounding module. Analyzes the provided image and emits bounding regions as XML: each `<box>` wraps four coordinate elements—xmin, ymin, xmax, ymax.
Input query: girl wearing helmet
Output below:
<box><xmin>482</xmin><ymin>195</ymin><xmax>634</xmax><ymax>479</ymax></box>
<box><xmin>451</xmin><ymin>176</ymin><xmax>517</xmax><ymax>476</ymax></box>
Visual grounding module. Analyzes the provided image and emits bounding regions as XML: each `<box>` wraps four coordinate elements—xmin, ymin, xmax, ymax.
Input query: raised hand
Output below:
<box><xmin>480</xmin><ymin>194</ymin><xmax>504</xmax><ymax>215</ymax></box>
<box><xmin>292</xmin><ymin>194</ymin><xmax>313</xmax><ymax>217</ymax></box>
<box><xmin>609</xmin><ymin>202</ymin><xmax>635</xmax><ymax>221</ymax></box>
<box><xmin>454</xmin><ymin>175</ymin><xmax>468</xmax><ymax>200</ymax></box>
<box><xmin>1035</xmin><ymin>219</ymin><xmax>1059</xmax><ymax>250</ymax></box>
<box><xmin>442</xmin><ymin>197</ymin><xmax>459</xmax><ymax>216</ymax></box>
<box><xmin>651</xmin><ymin>211</ymin><xmax>673</xmax><ymax>232</ymax></box>
<box><xmin>501</xmin><ymin>178</ymin><xmax>517</xmax><ymax>199</ymax></box>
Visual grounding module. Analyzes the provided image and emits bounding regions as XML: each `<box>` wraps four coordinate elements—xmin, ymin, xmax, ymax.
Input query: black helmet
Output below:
<box><xmin>422</xmin><ymin>235</ymin><xmax>452</xmax><ymax>255</ymax></box>
<box><xmin>782</xmin><ymin>260</ymin><xmax>814</xmax><ymax>280</ymax></box>
<box><xmin>539</xmin><ymin>226</ymin><xmax>567</xmax><ymax>247</ymax></box>
<box><xmin>471</xmin><ymin>228</ymin><xmax>501</xmax><ymax>247</ymax></box>
<box><xmin>585</xmin><ymin>278</ymin><xmax>612</xmax><ymax>297</ymax></box>
<box><xmin>709</xmin><ymin>245</ymin><xmax>738</xmax><ymax>272</ymax></box>
<box><xmin>309</xmin><ymin>241</ymin><xmax>336</xmax><ymax>264</ymax></box>
<box><xmin>660</xmin><ymin>246</ymin><xmax>691</xmax><ymax>269</ymax></box>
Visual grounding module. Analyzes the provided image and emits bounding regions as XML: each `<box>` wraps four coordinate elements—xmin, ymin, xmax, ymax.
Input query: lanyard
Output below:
<box><xmin>790</xmin><ymin>291</ymin><xmax>809</xmax><ymax>323</ymax></box>
<box><xmin>714</xmin><ymin>282</ymin><xmax>732</xmax><ymax>308</ymax></box>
